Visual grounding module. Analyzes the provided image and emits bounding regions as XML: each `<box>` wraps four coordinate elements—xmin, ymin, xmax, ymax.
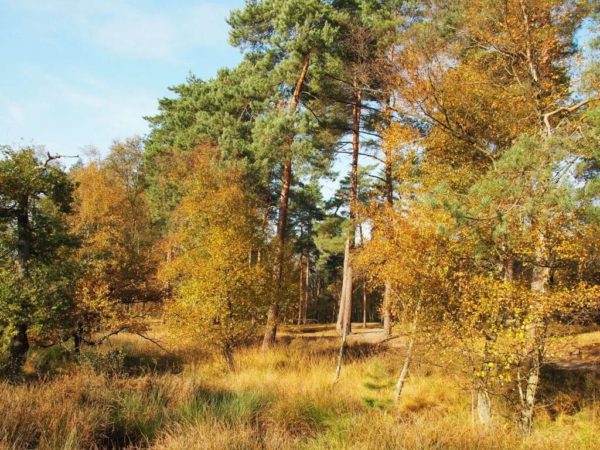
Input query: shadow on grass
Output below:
<box><xmin>122</xmin><ymin>351</ymin><xmax>184</xmax><ymax>376</ymax></box>
<box><xmin>280</xmin><ymin>337</ymin><xmax>388</xmax><ymax>364</ymax></box>
<box><xmin>538</xmin><ymin>363</ymin><xmax>600</xmax><ymax>419</ymax></box>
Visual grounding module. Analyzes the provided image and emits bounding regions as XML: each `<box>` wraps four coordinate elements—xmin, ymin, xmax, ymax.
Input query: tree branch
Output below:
<box><xmin>543</xmin><ymin>98</ymin><xmax>600</xmax><ymax>136</ymax></box>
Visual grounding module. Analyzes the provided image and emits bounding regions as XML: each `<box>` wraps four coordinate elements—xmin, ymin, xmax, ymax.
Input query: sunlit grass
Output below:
<box><xmin>1</xmin><ymin>328</ymin><xmax>599</xmax><ymax>449</ymax></box>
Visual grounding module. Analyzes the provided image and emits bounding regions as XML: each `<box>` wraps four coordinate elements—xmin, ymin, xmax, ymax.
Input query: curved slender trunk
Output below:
<box><xmin>394</xmin><ymin>303</ymin><xmax>419</xmax><ymax>402</ymax></box>
<box><xmin>394</xmin><ymin>334</ymin><xmax>415</xmax><ymax>401</ymax></box>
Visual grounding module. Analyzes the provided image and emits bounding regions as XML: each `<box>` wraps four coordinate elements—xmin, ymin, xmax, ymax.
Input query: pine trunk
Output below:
<box><xmin>333</xmin><ymin>76</ymin><xmax>361</xmax><ymax>379</ymax></box>
<box><xmin>362</xmin><ymin>284</ymin><xmax>367</xmax><ymax>328</ymax></box>
<box><xmin>303</xmin><ymin>256</ymin><xmax>309</xmax><ymax>324</ymax></box>
<box><xmin>298</xmin><ymin>256</ymin><xmax>305</xmax><ymax>326</ymax></box>
<box><xmin>262</xmin><ymin>54</ymin><xmax>310</xmax><ymax>350</ymax></box>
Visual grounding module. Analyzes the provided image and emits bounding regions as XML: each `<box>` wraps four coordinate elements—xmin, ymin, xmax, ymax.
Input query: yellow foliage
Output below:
<box><xmin>160</xmin><ymin>152</ymin><xmax>273</xmax><ymax>363</ymax></box>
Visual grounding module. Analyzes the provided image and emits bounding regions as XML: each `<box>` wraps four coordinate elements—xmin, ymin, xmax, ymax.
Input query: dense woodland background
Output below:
<box><xmin>2</xmin><ymin>1</ymin><xmax>600</xmax><ymax>448</ymax></box>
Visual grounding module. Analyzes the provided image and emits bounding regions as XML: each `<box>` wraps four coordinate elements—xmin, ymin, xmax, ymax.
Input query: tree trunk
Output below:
<box><xmin>16</xmin><ymin>200</ymin><xmax>31</xmax><ymax>274</ymax></box>
<box><xmin>381</xmin><ymin>100</ymin><xmax>394</xmax><ymax>337</ymax></box>
<box><xmin>477</xmin><ymin>388</ymin><xmax>492</xmax><ymax>424</ymax></box>
<box><xmin>520</xmin><ymin>232</ymin><xmax>550</xmax><ymax>433</ymax></box>
<box><xmin>362</xmin><ymin>283</ymin><xmax>367</xmax><ymax>328</ymax></box>
<box><xmin>8</xmin><ymin>323</ymin><xmax>29</xmax><ymax>374</ymax></box>
<box><xmin>394</xmin><ymin>334</ymin><xmax>415</xmax><ymax>402</ymax></box>
<box><xmin>298</xmin><ymin>256</ymin><xmax>305</xmax><ymax>326</ymax></box>
<box><xmin>383</xmin><ymin>282</ymin><xmax>393</xmax><ymax>337</ymax></box>
<box><xmin>335</xmin><ymin>239</ymin><xmax>350</xmax><ymax>336</ymax></box>
<box><xmin>9</xmin><ymin>200</ymin><xmax>32</xmax><ymax>373</ymax></box>
<box><xmin>337</xmin><ymin>77</ymin><xmax>361</xmax><ymax>333</ymax></box>
<box><xmin>342</xmin><ymin>259</ymin><xmax>353</xmax><ymax>333</ymax></box>
<box><xmin>333</xmin><ymin>76</ymin><xmax>362</xmax><ymax>380</ymax></box>
<box><xmin>72</xmin><ymin>323</ymin><xmax>84</xmax><ymax>356</ymax></box>
<box><xmin>504</xmin><ymin>257</ymin><xmax>515</xmax><ymax>282</ymax></box>
<box><xmin>476</xmin><ymin>339</ymin><xmax>494</xmax><ymax>424</ymax></box>
<box><xmin>333</xmin><ymin>319</ymin><xmax>348</xmax><ymax>384</ymax></box>
<box><xmin>394</xmin><ymin>304</ymin><xmax>419</xmax><ymax>402</ymax></box>
<box><xmin>262</xmin><ymin>54</ymin><xmax>310</xmax><ymax>350</ymax></box>
<box><xmin>333</xmin><ymin>239</ymin><xmax>353</xmax><ymax>383</ymax></box>
<box><xmin>222</xmin><ymin>343</ymin><xmax>235</xmax><ymax>372</ymax></box>
<box><xmin>303</xmin><ymin>255</ymin><xmax>309</xmax><ymax>324</ymax></box>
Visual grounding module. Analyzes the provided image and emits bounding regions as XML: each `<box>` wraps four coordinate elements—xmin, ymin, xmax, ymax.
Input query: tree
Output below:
<box><xmin>0</xmin><ymin>146</ymin><xmax>77</xmax><ymax>373</ymax></box>
<box><xmin>160</xmin><ymin>151</ymin><xmax>273</xmax><ymax>370</ymax></box>
<box><xmin>69</xmin><ymin>138</ymin><xmax>161</xmax><ymax>352</ymax></box>
<box><xmin>386</xmin><ymin>0</ymin><xmax>594</xmax><ymax>429</ymax></box>
<box><xmin>229</xmin><ymin>0</ymin><xmax>346</xmax><ymax>349</ymax></box>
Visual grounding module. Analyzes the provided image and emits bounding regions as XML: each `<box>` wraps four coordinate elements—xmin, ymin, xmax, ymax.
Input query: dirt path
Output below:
<box><xmin>281</xmin><ymin>322</ymin><xmax>405</xmax><ymax>346</ymax></box>
<box><xmin>284</xmin><ymin>324</ymin><xmax>600</xmax><ymax>371</ymax></box>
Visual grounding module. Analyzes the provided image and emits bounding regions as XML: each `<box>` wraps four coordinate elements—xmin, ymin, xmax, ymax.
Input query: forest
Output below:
<box><xmin>2</xmin><ymin>0</ymin><xmax>600</xmax><ymax>448</ymax></box>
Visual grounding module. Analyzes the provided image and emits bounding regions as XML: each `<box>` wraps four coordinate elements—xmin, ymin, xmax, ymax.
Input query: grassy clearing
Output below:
<box><xmin>1</xmin><ymin>328</ymin><xmax>599</xmax><ymax>449</ymax></box>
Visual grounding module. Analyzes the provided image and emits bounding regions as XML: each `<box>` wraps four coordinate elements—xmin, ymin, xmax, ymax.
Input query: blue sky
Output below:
<box><xmin>0</xmin><ymin>0</ymin><xmax>245</xmax><ymax>157</ymax></box>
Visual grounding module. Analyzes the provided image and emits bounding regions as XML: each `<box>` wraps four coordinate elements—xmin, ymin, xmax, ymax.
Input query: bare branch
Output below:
<box><xmin>334</xmin><ymin>150</ymin><xmax>385</xmax><ymax>163</ymax></box>
<box><xmin>40</xmin><ymin>153</ymin><xmax>79</xmax><ymax>169</ymax></box>
<box><xmin>543</xmin><ymin>98</ymin><xmax>600</xmax><ymax>136</ymax></box>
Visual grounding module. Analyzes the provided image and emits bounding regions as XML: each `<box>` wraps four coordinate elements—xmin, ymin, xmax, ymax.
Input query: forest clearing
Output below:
<box><xmin>2</xmin><ymin>0</ymin><xmax>600</xmax><ymax>448</ymax></box>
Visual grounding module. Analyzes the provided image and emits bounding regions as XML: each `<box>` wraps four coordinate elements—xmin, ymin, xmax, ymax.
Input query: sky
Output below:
<box><xmin>0</xmin><ymin>0</ymin><xmax>245</xmax><ymax>158</ymax></box>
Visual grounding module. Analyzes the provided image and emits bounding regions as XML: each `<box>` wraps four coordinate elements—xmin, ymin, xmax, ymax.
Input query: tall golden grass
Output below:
<box><xmin>1</xmin><ymin>330</ymin><xmax>599</xmax><ymax>449</ymax></box>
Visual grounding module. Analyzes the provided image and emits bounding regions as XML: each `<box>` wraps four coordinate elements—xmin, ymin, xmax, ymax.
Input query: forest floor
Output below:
<box><xmin>1</xmin><ymin>323</ymin><xmax>600</xmax><ymax>449</ymax></box>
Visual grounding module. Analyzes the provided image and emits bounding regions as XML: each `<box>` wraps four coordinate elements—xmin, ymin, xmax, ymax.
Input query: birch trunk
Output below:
<box><xmin>381</xmin><ymin>96</ymin><xmax>394</xmax><ymax>337</ymax></box>
<box><xmin>394</xmin><ymin>304</ymin><xmax>419</xmax><ymax>401</ymax></box>
<box><xmin>520</xmin><ymin>232</ymin><xmax>550</xmax><ymax>432</ymax></box>
<box><xmin>336</xmin><ymin>239</ymin><xmax>350</xmax><ymax>333</ymax></box>
<box><xmin>382</xmin><ymin>282</ymin><xmax>393</xmax><ymax>337</ymax></box>
<box><xmin>477</xmin><ymin>389</ymin><xmax>492</xmax><ymax>424</ymax></box>
<box><xmin>394</xmin><ymin>334</ymin><xmax>415</xmax><ymax>401</ymax></box>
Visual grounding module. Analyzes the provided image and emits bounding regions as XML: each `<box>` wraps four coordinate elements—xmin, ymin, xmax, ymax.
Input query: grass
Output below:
<box><xmin>0</xmin><ymin>327</ymin><xmax>599</xmax><ymax>449</ymax></box>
